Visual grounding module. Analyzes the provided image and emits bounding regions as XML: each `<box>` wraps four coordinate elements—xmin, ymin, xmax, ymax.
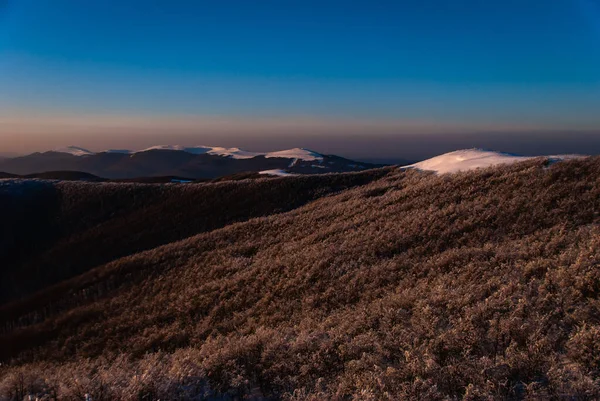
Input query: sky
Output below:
<box><xmin>1</xmin><ymin>0</ymin><xmax>600</xmax><ymax>161</ymax></box>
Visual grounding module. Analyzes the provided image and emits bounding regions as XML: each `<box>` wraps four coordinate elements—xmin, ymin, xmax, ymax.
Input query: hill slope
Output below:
<box><xmin>1</xmin><ymin>157</ymin><xmax>600</xmax><ymax>399</ymax></box>
<box><xmin>0</xmin><ymin>170</ymin><xmax>387</xmax><ymax>305</ymax></box>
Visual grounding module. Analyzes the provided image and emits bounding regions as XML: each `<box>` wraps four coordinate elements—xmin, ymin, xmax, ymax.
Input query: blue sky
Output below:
<box><xmin>0</xmin><ymin>0</ymin><xmax>599</xmax><ymax>158</ymax></box>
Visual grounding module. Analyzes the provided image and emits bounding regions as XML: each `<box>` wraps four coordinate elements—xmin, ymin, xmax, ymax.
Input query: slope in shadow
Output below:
<box><xmin>0</xmin><ymin>169</ymin><xmax>391</xmax><ymax>305</ymax></box>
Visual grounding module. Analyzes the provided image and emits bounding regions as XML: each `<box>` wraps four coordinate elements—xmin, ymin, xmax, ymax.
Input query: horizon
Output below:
<box><xmin>2</xmin><ymin>125</ymin><xmax>600</xmax><ymax>163</ymax></box>
<box><xmin>1</xmin><ymin>0</ymin><xmax>600</xmax><ymax>158</ymax></box>
<box><xmin>4</xmin><ymin>133</ymin><xmax>600</xmax><ymax>165</ymax></box>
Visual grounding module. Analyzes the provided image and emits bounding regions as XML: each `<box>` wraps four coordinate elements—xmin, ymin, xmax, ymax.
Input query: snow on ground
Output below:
<box><xmin>205</xmin><ymin>147</ymin><xmax>261</xmax><ymax>159</ymax></box>
<box><xmin>137</xmin><ymin>145</ymin><xmax>211</xmax><ymax>154</ymax></box>
<box><xmin>259</xmin><ymin>169</ymin><xmax>296</xmax><ymax>177</ymax></box>
<box><xmin>125</xmin><ymin>145</ymin><xmax>259</xmax><ymax>158</ymax></box>
<box><xmin>53</xmin><ymin>146</ymin><xmax>95</xmax><ymax>156</ymax></box>
<box><xmin>402</xmin><ymin>149</ymin><xmax>586</xmax><ymax>174</ymax></box>
<box><xmin>264</xmin><ymin>148</ymin><xmax>324</xmax><ymax>161</ymax></box>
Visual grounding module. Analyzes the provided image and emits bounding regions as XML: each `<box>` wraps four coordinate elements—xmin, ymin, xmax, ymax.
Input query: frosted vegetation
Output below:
<box><xmin>1</xmin><ymin>157</ymin><xmax>600</xmax><ymax>399</ymax></box>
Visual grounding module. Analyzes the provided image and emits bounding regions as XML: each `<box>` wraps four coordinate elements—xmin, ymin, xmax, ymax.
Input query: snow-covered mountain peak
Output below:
<box><xmin>403</xmin><ymin>149</ymin><xmax>586</xmax><ymax>174</ymax></box>
<box><xmin>137</xmin><ymin>145</ymin><xmax>210</xmax><ymax>154</ymax></box>
<box><xmin>205</xmin><ymin>147</ymin><xmax>261</xmax><ymax>159</ymax></box>
<box><xmin>135</xmin><ymin>145</ymin><xmax>260</xmax><ymax>159</ymax></box>
<box><xmin>264</xmin><ymin>148</ymin><xmax>323</xmax><ymax>161</ymax></box>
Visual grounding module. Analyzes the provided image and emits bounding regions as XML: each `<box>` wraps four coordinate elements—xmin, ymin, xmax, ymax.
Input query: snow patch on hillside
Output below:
<box><xmin>206</xmin><ymin>147</ymin><xmax>260</xmax><ymax>159</ymax></box>
<box><xmin>259</xmin><ymin>169</ymin><xmax>295</xmax><ymax>177</ymax></box>
<box><xmin>265</xmin><ymin>148</ymin><xmax>324</xmax><ymax>162</ymax></box>
<box><xmin>138</xmin><ymin>145</ymin><xmax>209</xmax><ymax>154</ymax></box>
<box><xmin>53</xmin><ymin>146</ymin><xmax>95</xmax><ymax>156</ymax></box>
<box><xmin>403</xmin><ymin>149</ymin><xmax>586</xmax><ymax>174</ymax></box>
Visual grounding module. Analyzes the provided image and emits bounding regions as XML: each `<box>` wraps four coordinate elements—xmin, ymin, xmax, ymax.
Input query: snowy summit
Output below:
<box><xmin>402</xmin><ymin>149</ymin><xmax>585</xmax><ymax>175</ymax></box>
<box><xmin>263</xmin><ymin>148</ymin><xmax>323</xmax><ymax>162</ymax></box>
<box><xmin>135</xmin><ymin>146</ymin><xmax>323</xmax><ymax>161</ymax></box>
<box><xmin>136</xmin><ymin>145</ymin><xmax>260</xmax><ymax>159</ymax></box>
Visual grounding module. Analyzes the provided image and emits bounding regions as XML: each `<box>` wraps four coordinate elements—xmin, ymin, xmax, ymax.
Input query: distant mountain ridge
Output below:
<box><xmin>0</xmin><ymin>146</ymin><xmax>381</xmax><ymax>179</ymax></box>
<box><xmin>52</xmin><ymin>145</ymin><xmax>326</xmax><ymax>160</ymax></box>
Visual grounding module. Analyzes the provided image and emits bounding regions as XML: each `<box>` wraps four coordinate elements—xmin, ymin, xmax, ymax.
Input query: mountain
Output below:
<box><xmin>1</xmin><ymin>154</ymin><xmax>599</xmax><ymax>399</ymax></box>
<box><xmin>0</xmin><ymin>146</ymin><xmax>381</xmax><ymax>179</ymax></box>
<box><xmin>403</xmin><ymin>148</ymin><xmax>585</xmax><ymax>174</ymax></box>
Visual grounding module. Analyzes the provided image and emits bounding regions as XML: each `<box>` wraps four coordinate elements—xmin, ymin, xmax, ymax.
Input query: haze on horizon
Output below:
<box><xmin>1</xmin><ymin>0</ymin><xmax>600</xmax><ymax>161</ymax></box>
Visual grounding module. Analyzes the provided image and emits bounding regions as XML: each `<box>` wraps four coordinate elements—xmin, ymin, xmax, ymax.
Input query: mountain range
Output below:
<box><xmin>0</xmin><ymin>146</ymin><xmax>386</xmax><ymax>179</ymax></box>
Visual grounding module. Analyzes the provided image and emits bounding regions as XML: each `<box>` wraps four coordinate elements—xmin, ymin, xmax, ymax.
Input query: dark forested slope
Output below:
<box><xmin>1</xmin><ymin>158</ymin><xmax>600</xmax><ymax>400</ymax></box>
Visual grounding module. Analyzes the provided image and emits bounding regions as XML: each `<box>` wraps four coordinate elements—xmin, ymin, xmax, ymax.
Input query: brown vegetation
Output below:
<box><xmin>1</xmin><ymin>158</ymin><xmax>600</xmax><ymax>399</ymax></box>
<box><xmin>1</xmin><ymin>170</ymin><xmax>386</xmax><ymax>305</ymax></box>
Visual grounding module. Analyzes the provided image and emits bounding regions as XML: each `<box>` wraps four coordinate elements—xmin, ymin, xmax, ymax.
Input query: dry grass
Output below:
<box><xmin>1</xmin><ymin>158</ymin><xmax>600</xmax><ymax>400</ymax></box>
<box><xmin>0</xmin><ymin>170</ymin><xmax>386</xmax><ymax>305</ymax></box>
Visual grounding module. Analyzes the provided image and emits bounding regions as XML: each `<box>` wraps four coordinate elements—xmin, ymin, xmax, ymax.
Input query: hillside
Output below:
<box><xmin>1</xmin><ymin>157</ymin><xmax>600</xmax><ymax>399</ymax></box>
<box><xmin>0</xmin><ymin>170</ymin><xmax>386</xmax><ymax>305</ymax></box>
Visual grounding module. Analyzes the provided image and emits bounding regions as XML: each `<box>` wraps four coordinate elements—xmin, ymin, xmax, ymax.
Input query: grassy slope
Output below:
<box><xmin>0</xmin><ymin>170</ymin><xmax>388</xmax><ymax>305</ymax></box>
<box><xmin>2</xmin><ymin>158</ymin><xmax>600</xmax><ymax>399</ymax></box>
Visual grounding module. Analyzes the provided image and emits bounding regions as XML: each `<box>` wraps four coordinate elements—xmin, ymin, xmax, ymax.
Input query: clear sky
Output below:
<box><xmin>1</xmin><ymin>0</ymin><xmax>599</xmax><ymax>160</ymax></box>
